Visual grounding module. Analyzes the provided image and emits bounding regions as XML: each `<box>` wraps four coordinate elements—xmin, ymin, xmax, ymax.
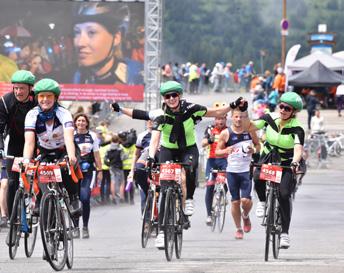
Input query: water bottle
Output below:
<box><xmin>125</xmin><ymin>178</ymin><xmax>133</xmax><ymax>192</ymax></box>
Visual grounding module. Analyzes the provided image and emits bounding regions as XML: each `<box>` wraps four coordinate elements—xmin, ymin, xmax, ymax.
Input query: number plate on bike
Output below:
<box><xmin>38</xmin><ymin>165</ymin><xmax>63</xmax><ymax>183</ymax></box>
<box><xmin>259</xmin><ymin>164</ymin><xmax>282</xmax><ymax>183</ymax></box>
<box><xmin>159</xmin><ymin>163</ymin><xmax>182</xmax><ymax>183</ymax></box>
<box><xmin>215</xmin><ymin>172</ymin><xmax>227</xmax><ymax>184</ymax></box>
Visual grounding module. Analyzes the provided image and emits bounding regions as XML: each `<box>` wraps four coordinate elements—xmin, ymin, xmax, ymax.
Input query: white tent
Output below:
<box><xmin>288</xmin><ymin>51</ymin><xmax>344</xmax><ymax>71</ymax></box>
<box><xmin>333</xmin><ymin>51</ymin><xmax>344</xmax><ymax>60</ymax></box>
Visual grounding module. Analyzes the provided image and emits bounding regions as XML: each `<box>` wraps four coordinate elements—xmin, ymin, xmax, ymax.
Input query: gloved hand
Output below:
<box><xmin>146</xmin><ymin>156</ymin><xmax>155</xmax><ymax>169</ymax></box>
<box><xmin>290</xmin><ymin>161</ymin><xmax>300</xmax><ymax>174</ymax></box>
<box><xmin>230</xmin><ymin>97</ymin><xmax>243</xmax><ymax>109</ymax></box>
<box><xmin>239</xmin><ymin>101</ymin><xmax>248</xmax><ymax>112</ymax></box>
<box><xmin>111</xmin><ymin>102</ymin><xmax>121</xmax><ymax>112</ymax></box>
<box><xmin>208</xmin><ymin>135</ymin><xmax>215</xmax><ymax>144</ymax></box>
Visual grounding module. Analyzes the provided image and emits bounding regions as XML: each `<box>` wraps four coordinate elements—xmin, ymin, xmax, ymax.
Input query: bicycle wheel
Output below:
<box><xmin>175</xmin><ymin>193</ymin><xmax>183</xmax><ymax>259</ymax></box>
<box><xmin>24</xmin><ymin>216</ymin><xmax>38</xmax><ymax>258</ymax></box>
<box><xmin>40</xmin><ymin>192</ymin><xmax>67</xmax><ymax>271</ymax></box>
<box><xmin>63</xmin><ymin>206</ymin><xmax>74</xmax><ymax>269</ymax></box>
<box><xmin>210</xmin><ymin>191</ymin><xmax>218</xmax><ymax>232</ymax></box>
<box><xmin>9</xmin><ymin>190</ymin><xmax>24</xmax><ymax>259</ymax></box>
<box><xmin>264</xmin><ymin>189</ymin><xmax>274</xmax><ymax>262</ymax></box>
<box><xmin>141</xmin><ymin>191</ymin><xmax>153</xmax><ymax>248</ymax></box>
<box><xmin>164</xmin><ymin>189</ymin><xmax>175</xmax><ymax>261</ymax></box>
<box><xmin>24</xmin><ymin>194</ymin><xmax>39</xmax><ymax>258</ymax></box>
<box><xmin>217</xmin><ymin>190</ymin><xmax>226</xmax><ymax>233</ymax></box>
<box><xmin>272</xmin><ymin>198</ymin><xmax>281</xmax><ymax>259</ymax></box>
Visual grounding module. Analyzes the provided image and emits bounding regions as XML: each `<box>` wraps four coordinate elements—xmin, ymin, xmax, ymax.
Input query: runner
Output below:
<box><xmin>74</xmin><ymin>113</ymin><xmax>102</xmax><ymax>238</ymax></box>
<box><xmin>216</xmin><ymin>108</ymin><xmax>260</xmax><ymax>239</ymax></box>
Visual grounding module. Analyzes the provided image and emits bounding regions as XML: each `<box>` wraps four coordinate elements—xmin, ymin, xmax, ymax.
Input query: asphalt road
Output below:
<box><xmin>1</xmin><ymin>91</ymin><xmax>344</xmax><ymax>273</ymax></box>
<box><xmin>1</xmin><ymin>158</ymin><xmax>344</xmax><ymax>273</ymax></box>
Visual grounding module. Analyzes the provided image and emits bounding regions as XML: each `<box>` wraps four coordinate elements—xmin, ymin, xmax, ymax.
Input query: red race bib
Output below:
<box><xmin>159</xmin><ymin>163</ymin><xmax>182</xmax><ymax>183</ymax></box>
<box><xmin>215</xmin><ymin>172</ymin><xmax>227</xmax><ymax>184</ymax></box>
<box><xmin>259</xmin><ymin>164</ymin><xmax>283</xmax><ymax>183</ymax></box>
<box><xmin>38</xmin><ymin>165</ymin><xmax>63</xmax><ymax>184</ymax></box>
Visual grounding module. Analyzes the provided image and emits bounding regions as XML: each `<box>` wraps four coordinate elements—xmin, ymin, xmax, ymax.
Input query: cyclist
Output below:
<box><xmin>23</xmin><ymin>78</ymin><xmax>81</xmax><ymax>218</ymax></box>
<box><xmin>251</xmin><ymin>92</ymin><xmax>305</xmax><ymax>249</ymax></box>
<box><xmin>0</xmin><ymin>70</ymin><xmax>36</xmax><ymax>220</ymax></box>
<box><xmin>201</xmin><ymin>102</ymin><xmax>228</xmax><ymax>226</ymax></box>
<box><xmin>128</xmin><ymin>120</ymin><xmax>153</xmax><ymax>212</ymax></box>
<box><xmin>74</xmin><ymin>113</ymin><xmax>103</xmax><ymax>239</ymax></box>
<box><xmin>147</xmin><ymin>80</ymin><xmax>247</xmax><ymax>248</ymax></box>
<box><xmin>216</xmin><ymin>108</ymin><xmax>260</xmax><ymax>239</ymax></box>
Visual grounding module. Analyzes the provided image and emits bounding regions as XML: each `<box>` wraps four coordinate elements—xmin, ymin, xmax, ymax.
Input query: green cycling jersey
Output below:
<box><xmin>254</xmin><ymin>112</ymin><xmax>305</xmax><ymax>162</ymax></box>
<box><xmin>152</xmin><ymin>100</ymin><xmax>207</xmax><ymax>149</ymax></box>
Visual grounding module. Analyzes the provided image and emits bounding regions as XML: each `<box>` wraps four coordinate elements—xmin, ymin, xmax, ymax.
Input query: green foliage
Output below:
<box><xmin>162</xmin><ymin>0</ymin><xmax>344</xmax><ymax>71</ymax></box>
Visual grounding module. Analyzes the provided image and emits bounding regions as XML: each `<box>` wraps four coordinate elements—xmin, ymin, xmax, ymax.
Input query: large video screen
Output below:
<box><xmin>0</xmin><ymin>0</ymin><xmax>144</xmax><ymax>101</ymax></box>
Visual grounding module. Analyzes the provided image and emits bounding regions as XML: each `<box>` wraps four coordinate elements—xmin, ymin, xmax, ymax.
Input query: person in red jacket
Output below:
<box><xmin>201</xmin><ymin>102</ymin><xmax>228</xmax><ymax>225</ymax></box>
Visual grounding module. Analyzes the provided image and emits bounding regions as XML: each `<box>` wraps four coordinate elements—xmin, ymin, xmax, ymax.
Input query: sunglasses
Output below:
<box><xmin>164</xmin><ymin>93</ymin><xmax>179</xmax><ymax>100</ymax></box>
<box><xmin>279</xmin><ymin>104</ymin><xmax>293</xmax><ymax>112</ymax></box>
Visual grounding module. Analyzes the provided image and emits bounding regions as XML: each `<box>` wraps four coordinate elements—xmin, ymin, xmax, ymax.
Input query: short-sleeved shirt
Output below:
<box><xmin>25</xmin><ymin>106</ymin><xmax>74</xmax><ymax>150</ymax></box>
<box><xmin>74</xmin><ymin>131</ymin><xmax>99</xmax><ymax>163</ymax></box>
<box><xmin>152</xmin><ymin>101</ymin><xmax>207</xmax><ymax>149</ymax></box>
<box><xmin>254</xmin><ymin>112</ymin><xmax>305</xmax><ymax>162</ymax></box>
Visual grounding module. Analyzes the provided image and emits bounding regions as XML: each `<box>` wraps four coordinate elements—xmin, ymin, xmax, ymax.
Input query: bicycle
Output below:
<box><xmin>210</xmin><ymin>169</ymin><xmax>227</xmax><ymax>233</ymax></box>
<box><xmin>156</xmin><ymin>161</ymin><xmax>190</xmax><ymax>262</ymax></box>
<box><xmin>7</xmin><ymin>156</ymin><xmax>40</xmax><ymax>260</ymax></box>
<box><xmin>251</xmin><ymin>154</ymin><xmax>293</xmax><ymax>262</ymax></box>
<box><xmin>141</xmin><ymin>167</ymin><xmax>160</xmax><ymax>248</ymax></box>
<box><xmin>38</xmin><ymin>157</ymin><xmax>79</xmax><ymax>271</ymax></box>
<box><xmin>305</xmin><ymin>131</ymin><xmax>343</xmax><ymax>168</ymax></box>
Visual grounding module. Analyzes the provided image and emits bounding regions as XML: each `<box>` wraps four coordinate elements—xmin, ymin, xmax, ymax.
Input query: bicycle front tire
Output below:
<box><xmin>217</xmin><ymin>190</ymin><xmax>226</xmax><ymax>233</ymax></box>
<box><xmin>164</xmin><ymin>189</ymin><xmax>175</xmax><ymax>261</ymax></box>
<box><xmin>24</xmin><ymin>194</ymin><xmax>39</xmax><ymax>258</ymax></box>
<box><xmin>141</xmin><ymin>190</ymin><xmax>153</xmax><ymax>248</ymax></box>
<box><xmin>40</xmin><ymin>191</ymin><xmax>67</xmax><ymax>271</ymax></box>
<box><xmin>264</xmin><ymin>189</ymin><xmax>274</xmax><ymax>262</ymax></box>
<box><xmin>272</xmin><ymin>196</ymin><xmax>281</xmax><ymax>259</ymax></box>
<box><xmin>175</xmin><ymin>193</ymin><xmax>183</xmax><ymax>259</ymax></box>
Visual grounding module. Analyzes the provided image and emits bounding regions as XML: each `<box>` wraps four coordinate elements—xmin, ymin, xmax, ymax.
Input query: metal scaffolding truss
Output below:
<box><xmin>144</xmin><ymin>0</ymin><xmax>163</xmax><ymax>111</ymax></box>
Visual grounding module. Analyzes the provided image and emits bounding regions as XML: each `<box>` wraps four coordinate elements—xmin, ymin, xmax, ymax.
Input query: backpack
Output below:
<box><xmin>104</xmin><ymin>148</ymin><xmax>123</xmax><ymax>169</ymax></box>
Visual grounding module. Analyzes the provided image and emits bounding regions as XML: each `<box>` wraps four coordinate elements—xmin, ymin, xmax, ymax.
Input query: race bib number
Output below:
<box><xmin>38</xmin><ymin>165</ymin><xmax>63</xmax><ymax>183</ymax></box>
<box><xmin>159</xmin><ymin>163</ymin><xmax>182</xmax><ymax>183</ymax></box>
<box><xmin>259</xmin><ymin>164</ymin><xmax>283</xmax><ymax>183</ymax></box>
<box><xmin>215</xmin><ymin>172</ymin><xmax>227</xmax><ymax>184</ymax></box>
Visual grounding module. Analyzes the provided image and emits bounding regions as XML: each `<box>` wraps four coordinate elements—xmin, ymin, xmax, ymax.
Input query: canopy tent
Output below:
<box><xmin>288</xmin><ymin>51</ymin><xmax>344</xmax><ymax>71</ymax></box>
<box><xmin>333</xmin><ymin>51</ymin><xmax>344</xmax><ymax>60</ymax></box>
<box><xmin>288</xmin><ymin>60</ymin><xmax>344</xmax><ymax>87</ymax></box>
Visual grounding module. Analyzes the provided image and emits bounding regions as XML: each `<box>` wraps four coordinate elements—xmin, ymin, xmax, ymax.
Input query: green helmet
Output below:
<box><xmin>280</xmin><ymin>92</ymin><xmax>303</xmax><ymax>111</ymax></box>
<box><xmin>33</xmin><ymin>78</ymin><xmax>61</xmax><ymax>97</ymax></box>
<box><xmin>160</xmin><ymin>81</ymin><xmax>183</xmax><ymax>96</ymax></box>
<box><xmin>11</xmin><ymin>70</ymin><xmax>35</xmax><ymax>85</ymax></box>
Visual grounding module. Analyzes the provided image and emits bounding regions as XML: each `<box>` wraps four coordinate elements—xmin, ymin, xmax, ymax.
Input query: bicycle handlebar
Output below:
<box><xmin>250</xmin><ymin>162</ymin><xmax>292</xmax><ymax>170</ymax></box>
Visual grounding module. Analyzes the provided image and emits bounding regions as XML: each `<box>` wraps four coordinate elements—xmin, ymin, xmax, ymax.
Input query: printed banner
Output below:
<box><xmin>0</xmin><ymin>0</ymin><xmax>145</xmax><ymax>101</ymax></box>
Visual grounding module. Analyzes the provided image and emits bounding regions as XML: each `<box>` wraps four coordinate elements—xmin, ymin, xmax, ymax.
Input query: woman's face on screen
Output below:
<box><xmin>73</xmin><ymin>22</ymin><xmax>119</xmax><ymax>67</ymax></box>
